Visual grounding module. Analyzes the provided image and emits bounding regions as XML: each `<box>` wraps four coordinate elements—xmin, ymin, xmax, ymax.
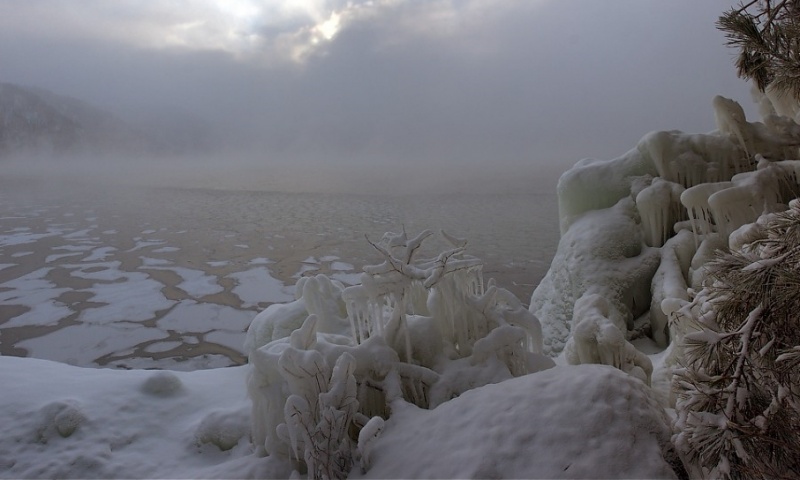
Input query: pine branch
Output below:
<box><xmin>717</xmin><ymin>0</ymin><xmax>800</xmax><ymax>98</ymax></box>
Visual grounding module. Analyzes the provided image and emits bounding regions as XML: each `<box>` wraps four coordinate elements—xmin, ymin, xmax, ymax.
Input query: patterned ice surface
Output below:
<box><xmin>0</xmin><ymin>184</ymin><xmax>558</xmax><ymax>369</ymax></box>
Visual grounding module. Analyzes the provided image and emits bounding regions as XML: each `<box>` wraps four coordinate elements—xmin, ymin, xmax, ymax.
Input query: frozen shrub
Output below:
<box><xmin>279</xmin><ymin>337</ymin><xmax>362</xmax><ymax>480</ymax></box>
<box><xmin>564</xmin><ymin>294</ymin><xmax>653</xmax><ymax>385</ymax></box>
<box><xmin>245</xmin><ymin>230</ymin><xmax>551</xmax><ymax>476</ymax></box>
<box><xmin>673</xmin><ymin>200</ymin><xmax>800</xmax><ymax>479</ymax></box>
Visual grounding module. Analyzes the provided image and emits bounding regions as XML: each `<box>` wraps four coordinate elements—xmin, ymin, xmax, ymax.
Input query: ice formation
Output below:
<box><xmin>531</xmin><ymin>93</ymin><xmax>800</xmax><ymax>383</ymax></box>
<box><xmin>563</xmin><ymin>294</ymin><xmax>652</xmax><ymax>384</ymax></box>
<box><xmin>245</xmin><ymin>230</ymin><xmax>551</xmax><ymax>475</ymax></box>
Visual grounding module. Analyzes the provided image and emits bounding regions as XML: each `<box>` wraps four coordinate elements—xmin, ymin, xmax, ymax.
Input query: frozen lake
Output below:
<box><xmin>0</xmin><ymin>175</ymin><xmax>560</xmax><ymax>369</ymax></box>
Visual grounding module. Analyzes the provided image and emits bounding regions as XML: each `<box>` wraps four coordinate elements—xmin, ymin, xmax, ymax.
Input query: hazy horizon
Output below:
<box><xmin>0</xmin><ymin>0</ymin><xmax>758</xmax><ymax>181</ymax></box>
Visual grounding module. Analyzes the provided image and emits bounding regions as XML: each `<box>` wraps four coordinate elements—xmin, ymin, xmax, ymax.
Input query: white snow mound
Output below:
<box><xmin>354</xmin><ymin>364</ymin><xmax>679</xmax><ymax>479</ymax></box>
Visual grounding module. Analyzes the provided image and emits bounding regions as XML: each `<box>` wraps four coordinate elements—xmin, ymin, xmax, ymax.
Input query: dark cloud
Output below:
<box><xmin>0</xmin><ymin>0</ymin><xmax>754</xmax><ymax>172</ymax></box>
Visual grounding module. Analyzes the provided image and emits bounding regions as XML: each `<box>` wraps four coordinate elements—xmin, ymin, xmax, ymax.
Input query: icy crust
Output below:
<box><xmin>531</xmin><ymin>93</ymin><xmax>800</xmax><ymax>375</ymax></box>
<box><xmin>245</xmin><ymin>230</ymin><xmax>553</xmax><ymax>473</ymax></box>
<box><xmin>351</xmin><ymin>365</ymin><xmax>679</xmax><ymax>480</ymax></box>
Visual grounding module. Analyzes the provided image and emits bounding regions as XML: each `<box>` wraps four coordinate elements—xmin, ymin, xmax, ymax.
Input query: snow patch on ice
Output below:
<box><xmin>45</xmin><ymin>252</ymin><xmax>83</xmax><ymax>263</ymax></box>
<box><xmin>77</xmin><ymin>272</ymin><xmax>175</xmax><ymax>324</ymax></box>
<box><xmin>330</xmin><ymin>261</ymin><xmax>354</xmax><ymax>271</ymax></box>
<box><xmin>248</xmin><ymin>257</ymin><xmax>272</xmax><ymax>265</ymax></box>
<box><xmin>0</xmin><ymin>229</ymin><xmax>63</xmax><ymax>247</ymax></box>
<box><xmin>0</xmin><ymin>268</ymin><xmax>71</xmax><ymax>327</ymax></box>
<box><xmin>292</xmin><ymin>264</ymin><xmax>320</xmax><ymax>279</ymax></box>
<box><xmin>126</xmin><ymin>240</ymin><xmax>166</xmax><ymax>252</ymax></box>
<box><xmin>82</xmin><ymin>246</ymin><xmax>117</xmax><ymax>262</ymax></box>
<box><xmin>151</xmin><ymin>246</ymin><xmax>180</xmax><ymax>253</ymax></box>
<box><xmin>228</xmin><ymin>267</ymin><xmax>293</xmax><ymax>307</ymax></box>
<box><xmin>143</xmin><ymin>266</ymin><xmax>224</xmax><ymax>297</ymax></box>
<box><xmin>16</xmin><ymin>323</ymin><xmax>170</xmax><ymax>365</ymax></box>
<box><xmin>65</xmin><ymin>261</ymin><xmax>126</xmax><ymax>281</ymax></box>
<box><xmin>330</xmin><ymin>272</ymin><xmax>362</xmax><ymax>285</ymax></box>
<box><xmin>156</xmin><ymin>300</ymin><xmax>254</xmax><ymax>334</ymax></box>
<box><xmin>140</xmin><ymin>256</ymin><xmax>172</xmax><ymax>266</ymax></box>
<box><xmin>53</xmin><ymin>245</ymin><xmax>94</xmax><ymax>252</ymax></box>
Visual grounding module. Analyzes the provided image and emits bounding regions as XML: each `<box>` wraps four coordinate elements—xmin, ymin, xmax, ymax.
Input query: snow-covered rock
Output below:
<box><xmin>352</xmin><ymin>364</ymin><xmax>680</xmax><ymax>480</ymax></box>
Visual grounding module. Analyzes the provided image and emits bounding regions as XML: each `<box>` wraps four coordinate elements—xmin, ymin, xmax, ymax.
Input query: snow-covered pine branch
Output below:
<box><xmin>674</xmin><ymin>201</ymin><xmax>800</xmax><ymax>479</ymax></box>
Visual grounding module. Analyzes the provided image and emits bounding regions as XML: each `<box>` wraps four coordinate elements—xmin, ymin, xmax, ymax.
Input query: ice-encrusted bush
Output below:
<box><xmin>245</xmin><ymin>230</ymin><xmax>551</xmax><ymax>477</ymax></box>
<box><xmin>564</xmin><ymin>294</ymin><xmax>653</xmax><ymax>385</ymax></box>
<box><xmin>673</xmin><ymin>201</ymin><xmax>800</xmax><ymax>479</ymax></box>
<box><xmin>277</xmin><ymin>317</ymin><xmax>362</xmax><ymax>479</ymax></box>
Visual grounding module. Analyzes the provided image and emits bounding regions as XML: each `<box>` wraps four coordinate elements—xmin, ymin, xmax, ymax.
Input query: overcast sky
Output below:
<box><xmin>0</xmin><ymin>0</ymin><xmax>755</xmax><ymax>171</ymax></box>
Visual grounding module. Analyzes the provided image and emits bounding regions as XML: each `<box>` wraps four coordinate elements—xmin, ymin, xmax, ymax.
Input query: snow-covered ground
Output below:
<box><xmin>0</xmin><ymin>356</ymin><xmax>679</xmax><ymax>479</ymax></box>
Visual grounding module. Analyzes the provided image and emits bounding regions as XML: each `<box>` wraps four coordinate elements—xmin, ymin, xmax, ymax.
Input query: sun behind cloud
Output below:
<box><xmin>0</xmin><ymin>0</ymin><xmax>538</xmax><ymax>66</ymax></box>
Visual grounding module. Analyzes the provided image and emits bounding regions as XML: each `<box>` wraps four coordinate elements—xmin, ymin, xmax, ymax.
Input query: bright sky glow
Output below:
<box><xmin>316</xmin><ymin>12</ymin><xmax>341</xmax><ymax>41</ymax></box>
<box><xmin>0</xmin><ymin>0</ymin><xmax>530</xmax><ymax>63</ymax></box>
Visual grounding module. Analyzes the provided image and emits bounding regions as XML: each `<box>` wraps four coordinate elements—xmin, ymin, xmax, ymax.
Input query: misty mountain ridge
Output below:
<box><xmin>0</xmin><ymin>82</ymin><xmax>216</xmax><ymax>159</ymax></box>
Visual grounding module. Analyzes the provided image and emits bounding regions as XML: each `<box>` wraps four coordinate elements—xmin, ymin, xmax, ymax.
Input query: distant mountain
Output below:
<box><xmin>0</xmin><ymin>83</ymin><xmax>216</xmax><ymax>158</ymax></box>
<box><xmin>0</xmin><ymin>83</ymin><xmax>84</xmax><ymax>155</ymax></box>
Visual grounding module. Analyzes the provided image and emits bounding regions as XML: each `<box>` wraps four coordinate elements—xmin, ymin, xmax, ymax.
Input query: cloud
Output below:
<box><xmin>0</xmin><ymin>0</ymin><xmax>755</xmax><ymax>171</ymax></box>
<box><xmin>0</xmin><ymin>0</ymin><xmax>543</xmax><ymax>64</ymax></box>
